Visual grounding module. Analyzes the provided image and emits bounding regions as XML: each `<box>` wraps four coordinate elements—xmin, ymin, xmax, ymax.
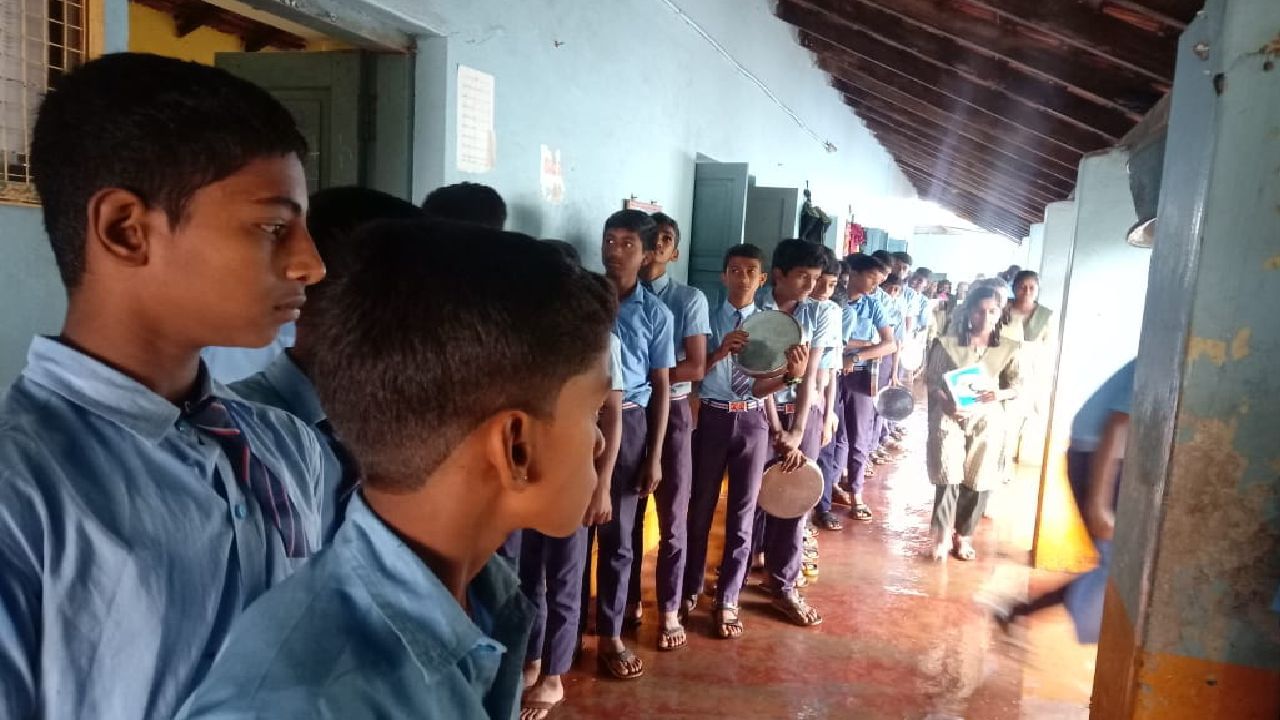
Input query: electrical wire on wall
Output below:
<box><xmin>656</xmin><ymin>0</ymin><xmax>837</xmax><ymax>153</ymax></box>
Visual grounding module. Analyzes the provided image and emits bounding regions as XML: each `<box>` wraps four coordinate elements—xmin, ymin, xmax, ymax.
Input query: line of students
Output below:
<box><xmin>0</xmin><ymin>51</ymin><xmax>966</xmax><ymax>720</ymax></box>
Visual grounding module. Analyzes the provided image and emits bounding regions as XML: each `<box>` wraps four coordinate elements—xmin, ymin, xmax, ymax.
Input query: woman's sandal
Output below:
<box><xmin>954</xmin><ymin>536</ymin><xmax>977</xmax><ymax>561</ymax></box>
<box><xmin>714</xmin><ymin>604</ymin><xmax>744</xmax><ymax>639</ymax></box>
<box><xmin>852</xmin><ymin>503</ymin><xmax>874</xmax><ymax>522</ymax></box>
<box><xmin>597</xmin><ymin>647</ymin><xmax>645</xmax><ymax>680</ymax></box>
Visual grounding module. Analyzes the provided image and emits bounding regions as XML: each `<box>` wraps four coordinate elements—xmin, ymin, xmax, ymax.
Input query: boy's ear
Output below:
<box><xmin>493</xmin><ymin>410</ymin><xmax>535</xmax><ymax>491</ymax></box>
<box><xmin>87</xmin><ymin>187</ymin><xmax>154</xmax><ymax>269</ymax></box>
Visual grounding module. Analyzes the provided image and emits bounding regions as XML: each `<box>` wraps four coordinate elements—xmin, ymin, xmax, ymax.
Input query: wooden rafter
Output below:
<box><xmin>133</xmin><ymin>0</ymin><xmax>309</xmax><ymax>52</ymax></box>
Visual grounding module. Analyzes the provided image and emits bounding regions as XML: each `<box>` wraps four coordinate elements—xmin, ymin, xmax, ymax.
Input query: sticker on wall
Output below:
<box><xmin>624</xmin><ymin>198</ymin><xmax>662</xmax><ymax>213</ymax></box>
<box><xmin>540</xmin><ymin>145</ymin><xmax>565</xmax><ymax>204</ymax></box>
<box><xmin>456</xmin><ymin>65</ymin><xmax>496</xmax><ymax>174</ymax></box>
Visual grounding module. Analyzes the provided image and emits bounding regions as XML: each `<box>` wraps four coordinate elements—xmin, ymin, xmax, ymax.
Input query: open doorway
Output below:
<box><xmin>127</xmin><ymin>0</ymin><xmax>414</xmax><ymax>197</ymax></box>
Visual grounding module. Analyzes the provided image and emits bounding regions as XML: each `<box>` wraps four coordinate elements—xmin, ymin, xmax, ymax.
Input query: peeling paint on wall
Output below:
<box><xmin>1187</xmin><ymin>336</ymin><xmax>1227</xmax><ymax>365</ymax></box>
<box><xmin>1231</xmin><ymin>327</ymin><xmax>1252</xmax><ymax>360</ymax></box>
<box><xmin>1265</xmin><ymin>254</ymin><xmax>1280</xmax><ymax>270</ymax></box>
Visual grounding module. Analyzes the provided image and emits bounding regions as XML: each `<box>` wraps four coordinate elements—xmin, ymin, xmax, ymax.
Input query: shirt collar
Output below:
<box><xmin>20</xmin><ymin>336</ymin><xmax>215</xmax><ymax>443</ymax></box>
<box><xmin>342</xmin><ymin>494</ymin><xmax>530</xmax><ymax>673</ymax></box>
<box><xmin>259</xmin><ymin>353</ymin><xmax>326</xmax><ymax>426</ymax></box>
<box><xmin>721</xmin><ymin>300</ymin><xmax>757</xmax><ymax>322</ymax></box>
<box><xmin>620</xmin><ymin>283</ymin><xmax>646</xmax><ymax>307</ymax></box>
<box><xmin>643</xmin><ymin>272</ymin><xmax>672</xmax><ymax>297</ymax></box>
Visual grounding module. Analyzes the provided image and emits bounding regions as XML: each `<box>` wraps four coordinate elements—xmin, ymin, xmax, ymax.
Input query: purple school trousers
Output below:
<box><xmin>816</xmin><ymin>385</ymin><xmax>848</xmax><ymax>513</ymax></box>
<box><xmin>683</xmin><ymin>401</ymin><xmax>770</xmax><ymax>606</ymax></box>
<box><xmin>519</xmin><ymin>527</ymin><xmax>587</xmax><ymax>675</ymax></box>
<box><xmin>761</xmin><ymin>404</ymin><xmax>823</xmax><ymax>594</ymax></box>
<box><xmin>628</xmin><ymin>397</ymin><xmax>693</xmax><ymax>614</ymax></box>
<box><xmin>841</xmin><ymin>368</ymin><xmax>879</xmax><ymax>495</ymax></box>
<box><xmin>595</xmin><ymin>406</ymin><xmax>648</xmax><ymax>638</ymax></box>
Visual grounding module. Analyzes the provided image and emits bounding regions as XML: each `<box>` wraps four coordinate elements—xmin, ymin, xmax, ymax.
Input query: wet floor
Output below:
<box><xmin>557</xmin><ymin>406</ymin><xmax>1097</xmax><ymax>719</ymax></box>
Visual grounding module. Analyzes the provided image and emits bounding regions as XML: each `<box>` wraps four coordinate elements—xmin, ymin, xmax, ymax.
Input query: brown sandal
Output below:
<box><xmin>772</xmin><ymin>590</ymin><xmax>823</xmax><ymax>627</ymax></box>
<box><xmin>597</xmin><ymin>647</ymin><xmax>644</xmax><ymax>680</ymax></box>
<box><xmin>658</xmin><ymin>623</ymin><xmax>688</xmax><ymax>652</ymax></box>
<box><xmin>715</xmin><ymin>604</ymin><xmax>744</xmax><ymax>639</ymax></box>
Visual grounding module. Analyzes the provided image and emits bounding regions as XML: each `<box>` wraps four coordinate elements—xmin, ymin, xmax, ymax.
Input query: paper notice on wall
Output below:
<box><xmin>540</xmin><ymin>145</ymin><xmax>565</xmax><ymax>204</ymax></box>
<box><xmin>456</xmin><ymin>65</ymin><xmax>495</xmax><ymax>174</ymax></box>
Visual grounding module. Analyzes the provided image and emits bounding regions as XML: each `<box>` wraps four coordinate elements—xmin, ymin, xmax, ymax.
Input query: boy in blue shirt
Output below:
<box><xmin>179</xmin><ymin>219</ymin><xmax>617</xmax><ymax>719</ymax></box>
<box><xmin>683</xmin><ymin>244</ymin><xmax>780</xmax><ymax>640</ymax></box>
<box><xmin>0</xmin><ymin>53</ymin><xmax>328</xmax><ymax>719</ymax></box>
<box><xmin>595</xmin><ymin>210</ymin><xmax>674</xmax><ymax>679</ymax></box>
<box><xmin>754</xmin><ymin>239</ymin><xmax>835</xmax><ymax>627</ymax></box>
<box><xmin>841</xmin><ymin>254</ymin><xmax>898</xmax><ymax>522</ymax></box>
<box><xmin>626</xmin><ymin>212</ymin><xmax>710</xmax><ymax>651</ymax></box>
<box><xmin>232</xmin><ymin>187</ymin><xmax>422</xmax><ymax>541</ymax></box>
<box><xmin>813</xmin><ymin>246</ymin><xmax>851</xmax><ymax>532</ymax></box>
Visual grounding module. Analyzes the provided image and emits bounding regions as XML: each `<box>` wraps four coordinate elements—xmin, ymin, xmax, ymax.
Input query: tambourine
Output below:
<box><xmin>758</xmin><ymin>458</ymin><xmax>824</xmax><ymax>519</ymax></box>
<box><xmin>898</xmin><ymin>335</ymin><xmax>926</xmax><ymax>372</ymax></box>
<box><xmin>875</xmin><ymin>385</ymin><xmax>915</xmax><ymax>422</ymax></box>
<box><xmin>735</xmin><ymin>310</ymin><xmax>802</xmax><ymax>378</ymax></box>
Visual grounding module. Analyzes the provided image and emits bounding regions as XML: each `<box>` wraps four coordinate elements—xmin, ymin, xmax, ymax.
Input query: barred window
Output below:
<box><xmin>1</xmin><ymin>0</ymin><xmax>85</xmax><ymax>204</ymax></box>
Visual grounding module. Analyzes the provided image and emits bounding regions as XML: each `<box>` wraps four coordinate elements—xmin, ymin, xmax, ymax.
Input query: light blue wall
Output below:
<box><xmin>399</xmin><ymin>0</ymin><xmax>914</xmax><ymax>277</ymax></box>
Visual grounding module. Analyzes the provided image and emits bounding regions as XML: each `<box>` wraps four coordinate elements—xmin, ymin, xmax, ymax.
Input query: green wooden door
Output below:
<box><xmin>688</xmin><ymin>161</ymin><xmax>750</xmax><ymax>303</ymax></box>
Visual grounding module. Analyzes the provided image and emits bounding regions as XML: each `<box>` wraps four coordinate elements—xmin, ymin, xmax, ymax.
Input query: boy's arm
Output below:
<box><xmin>1084</xmin><ymin>411</ymin><xmax>1129</xmax><ymax>542</ymax></box>
<box><xmin>670</xmin><ymin>335</ymin><xmax>708</xmax><ymax>385</ymax></box>
<box><xmin>845</xmin><ymin>326</ymin><xmax>897</xmax><ymax>369</ymax></box>
<box><xmin>585</xmin><ymin>390</ymin><xmax>624</xmax><ymax>526</ymax></box>
<box><xmin>822</xmin><ymin>368</ymin><xmax>839</xmax><ymax>445</ymax></box>
<box><xmin>639</xmin><ymin>370</ymin><xmax>670</xmax><ymax>495</ymax></box>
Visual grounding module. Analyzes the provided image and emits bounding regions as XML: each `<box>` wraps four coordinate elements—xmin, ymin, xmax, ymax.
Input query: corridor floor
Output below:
<box><xmin>559</xmin><ymin>408</ymin><xmax>1097</xmax><ymax>719</ymax></box>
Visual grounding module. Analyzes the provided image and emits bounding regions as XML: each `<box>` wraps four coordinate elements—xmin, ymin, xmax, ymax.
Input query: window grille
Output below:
<box><xmin>1</xmin><ymin>0</ymin><xmax>85</xmax><ymax>204</ymax></box>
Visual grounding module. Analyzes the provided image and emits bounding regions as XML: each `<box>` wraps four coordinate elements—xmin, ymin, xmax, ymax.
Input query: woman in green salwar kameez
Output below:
<box><xmin>924</xmin><ymin>286</ymin><xmax>1023</xmax><ymax>562</ymax></box>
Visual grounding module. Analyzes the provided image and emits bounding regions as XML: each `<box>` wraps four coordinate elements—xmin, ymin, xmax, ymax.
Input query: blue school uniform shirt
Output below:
<box><xmin>700</xmin><ymin>301</ymin><xmax>761</xmax><ymax>402</ymax></box>
<box><xmin>817</xmin><ymin>299</ymin><xmax>845</xmax><ymax>370</ymax></box>
<box><xmin>1070</xmin><ymin>360</ymin><xmax>1137</xmax><ymax>452</ymax></box>
<box><xmin>608</xmin><ymin>333</ymin><xmax>625</xmax><ymax>393</ymax></box>
<box><xmin>231</xmin><ymin>353</ymin><xmax>352</xmax><ymax>543</ymax></box>
<box><xmin>201</xmin><ymin>321</ymin><xmax>295</xmax><ymax>383</ymax></box>
<box><xmin>842</xmin><ymin>292</ymin><xmax>891</xmax><ymax>368</ymax></box>
<box><xmin>614</xmin><ymin>284</ymin><xmax>676</xmax><ymax>407</ymax></box>
<box><xmin>904</xmin><ymin>286</ymin><xmax>931</xmax><ymax>330</ymax></box>
<box><xmin>176</xmin><ymin>494</ymin><xmax>534</xmax><ymax>720</ymax></box>
<box><xmin>0</xmin><ymin>337</ymin><xmax>325</xmax><ymax>720</ymax></box>
<box><xmin>756</xmin><ymin>292</ymin><xmax>831</xmax><ymax>406</ymax></box>
<box><xmin>874</xmin><ymin>286</ymin><xmax>903</xmax><ymax>331</ymax></box>
<box><xmin>643</xmin><ymin>272</ymin><xmax>710</xmax><ymax>398</ymax></box>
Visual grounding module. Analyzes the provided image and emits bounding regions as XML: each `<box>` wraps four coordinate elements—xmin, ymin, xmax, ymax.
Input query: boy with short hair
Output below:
<box><xmin>812</xmin><ymin>246</ymin><xmax>850</xmax><ymax>532</ymax></box>
<box><xmin>178</xmin><ymin>219</ymin><xmax>617</xmax><ymax>718</ymax></box>
<box><xmin>519</xmin><ymin>239</ymin><xmax>623</xmax><ymax>719</ymax></box>
<box><xmin>421</xmin><ymin>181</ymin><xmax>508</xmax><ymax>229</ymax></box>
<box><xmin>841</xmin><ymin>254</ymin><xmax>898</xmax><ymax>522</ymax></box>
<box><xmin>232</xmin><ymin>186</ymin><xmax>422</xmax><ymax>540</ymax></box>
<box><xmin>682</xmin><ymin>243</ymin><xmax>780</xmax><ymax>640</ymax></box>
<box><xmin>754</xmin><ymin>239</ymin><xmax>835</xmax><ymax>626</ymax></box>
<box><xmin>595</xmin><ymin>210</ymin><xmax>674</xmax><ymax>679</ymax></box>
<box><xmin>625</xmin><ymin>212</ymin><xmax>710</xmax><ymax>650</ymax></box>
<box><xmin>0</xmin><ymin>53</ymin><xmax>328</xmax><ymax>719</ymax></box>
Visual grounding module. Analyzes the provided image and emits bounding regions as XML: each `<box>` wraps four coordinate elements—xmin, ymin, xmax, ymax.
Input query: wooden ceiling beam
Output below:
<box><xmin>954</xmin><ymin>0</ymin><xmax>1177</xmax><ymax>82</ymax></box>
<box><xmin>834</xmin><ymin>77</ymin><xmax>1079</xmax><ymax>191</ymax></box>
<box><xmin>875</xmin><ymin>135</ymin><xmax>1060</xmax><ymax>211</ymax></box>
<box><xmin>824</xmin><ymin>56</ymin><xmax>1082</xmax><ymax>174</ymax></box>
<box><xmin>1108</xmin><ymin>0</ymin><xmax>1202</xmax><ymax>27</ymax></box>
<box><xmin>899</xmin><ymin>165</ymin><xmax>1040</xmax><ymax>226</ymax></box>
<box><xmin>905</xmin><ymin>181</ymin><xmax>1036</xmax><ymax>236</ymax></box>
<box><xmin>793</xmin><ymin>26</ymin><xmax>1114</xmax><ymax>153</ymax></box>
<box><xmin>852</xmin><ymin>103</ymin><xmax>1074</xmax><ymax>197</ymax></box>
<box><xmin>780</xmin><ymin>0</ymin><xmax>1143</xmax><ymax>136</ymax></box>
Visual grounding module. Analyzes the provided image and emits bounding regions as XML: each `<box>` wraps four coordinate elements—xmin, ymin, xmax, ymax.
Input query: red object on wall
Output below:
<box><xmin>844</xmin><ymin>221</ymin><xmax>866</xmax><ymax>256</ymax></box>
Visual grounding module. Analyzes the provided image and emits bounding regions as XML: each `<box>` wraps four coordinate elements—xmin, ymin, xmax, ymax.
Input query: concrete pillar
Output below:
<box><xmin>1024</xmin><ymin>222</ymin><xmax>1046</xmax><ymax>274</ymax></box>
<box><xmin>1036</xmin><ymin>202</ymin><xmax>1077</xmax><ymax>325</ymax></box>
<box><xmin>1094</xmin><ymin>1</ymin><xmax>1280</xmax><ymax>716</ymax></box>
<box><xmin>1033</xmin><ymin>151</ymin><xmax>1151</xmax><ymax>572</ymax></box>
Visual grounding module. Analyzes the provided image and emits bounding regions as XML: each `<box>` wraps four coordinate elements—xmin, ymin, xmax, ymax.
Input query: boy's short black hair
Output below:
<box><xmin>310</xmin><ymin>219</ymin><xmax>617</xmax><ymax>490</ymax></box>
<box><xmin>30</xmin><ymin>52</ymin><xmax>307</xmax><ymax>289</ymax></box>
<box><xmin>883</xmin><ymin>273</ymin><xmax>903</xmax><ymax>287</ymax></box>
<box><xmin>421</xmin><ymin>182</ymin><xmax>508</xmax><ymax>229</ymax></box>
<box><xmin>913</xmin><ymin>267</ymin><xmax>932</xmax><ymax>280</ymax></box>
<box><xmin>723</xmin><ymin>243</ymin><xmax>764</xmax><ymax>271</ymax></box>
<box><xmin>603</xmin><ymin>210</ymin><xmax>659</xmax><ymax>251</ymax></box>
<box><xmin>871</xmin><ymin>249</ymin><xmax>894</xmax><ymax>265</ymax></box>
<box><xmin>845</xmin><ymin>252</ymin><xmax>889</xmax><ymax>275</ymax></box>
<box><xmin>542</xmin><ymin>239</ymin><xmax>582</xmax><ymax>267</ymax></box>
<box><xmin>819</xmin><ymin>245</ymin><xmax>841</xmax><ymax>276</ymax></box>
<box><xmin>891</xmin><ymin>251</ymin><xmax>914</xmax><ymax>266</ymax></box>
<box><xmin>307</xmin><ymin>187</ymin><xmax>421</xmax><ymax>281</ymax></box>
<box><xmin>771</xmin><ymin>239</ymin><xmax>826</xmax><ymax>274</ymax></box>
<box><xmin>650</xmin><ymin>212</ymin><xmax>680</xmax><ymax>247</ymax></box>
